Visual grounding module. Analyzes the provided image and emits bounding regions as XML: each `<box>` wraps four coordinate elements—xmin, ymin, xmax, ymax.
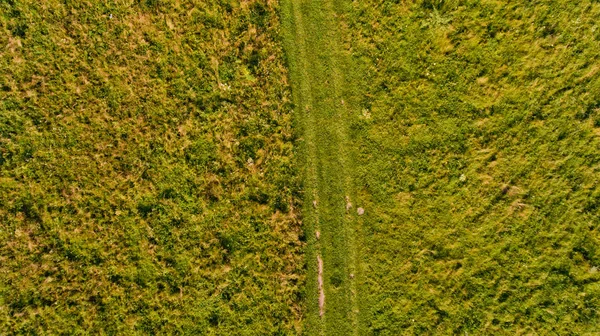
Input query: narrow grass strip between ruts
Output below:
<box><xmin>281</xmin><ymin>0</ymin><xmax>361</xmax><ymax>334</ymax></box>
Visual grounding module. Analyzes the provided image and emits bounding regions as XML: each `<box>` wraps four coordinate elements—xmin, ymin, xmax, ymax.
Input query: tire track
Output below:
<box><xmin>281</xmin><ymin>0</ymin><xmax>360</xmax><ymax>334</ymax></box>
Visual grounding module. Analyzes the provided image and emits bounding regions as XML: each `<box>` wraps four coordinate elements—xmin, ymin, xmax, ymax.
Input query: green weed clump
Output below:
<box><xmin>0</xmin><ymin>0</ymin><xmax>303</xmax><ymax>334</ymax></box>
<box><xmin>345</xmin><ymin>0</ymin><xmax>600</xmax><ymax>334</ymax></box>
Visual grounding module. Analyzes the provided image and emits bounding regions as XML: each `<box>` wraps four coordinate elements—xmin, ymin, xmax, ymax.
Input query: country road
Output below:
<box><xmin>281</xmin><ymin>0</ymin><xmax>362</xmax><ymax>334</ymax></box>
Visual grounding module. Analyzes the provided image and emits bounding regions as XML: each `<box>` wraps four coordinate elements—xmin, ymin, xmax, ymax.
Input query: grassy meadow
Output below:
<box><xmin>344</xmin><ymin>0</ymin><xmax>600</xmax><ymax>334</ymax></box>
<box><xmin>2</xmin><ymin>0</ymin><xmax>600</xmax><ymax>334</ymax></box>
<box><xmin>0</xmin><ymin>0</ymin><xmax>304</xmax><ymax>334</ymax></box>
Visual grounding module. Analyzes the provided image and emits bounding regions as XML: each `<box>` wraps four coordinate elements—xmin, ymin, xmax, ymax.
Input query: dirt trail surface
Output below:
<box><xmin>281</xmin><ymin>0</ymin><xmax>362</xmax><ymax>334</ymax></box>
<box><xmin>318</xmin><ymin>255</ymin><xmax>325</xmax><ymax>317</ymax></box>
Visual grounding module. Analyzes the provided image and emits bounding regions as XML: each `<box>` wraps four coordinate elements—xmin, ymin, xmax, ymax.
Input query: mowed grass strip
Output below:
<box><xmin>342</xmin><ymin>0</ymin><xmax>600</xmax><ymax>334</ymax></box>
<box><xmin>0</xmin><ymin>1</ymin><xmax>303</xmax><ymax>334</ymax></box>
<box><xmin>282</xmin><ymin>0</ymin><xmax>361</xmax><ymax>334</ymax></box>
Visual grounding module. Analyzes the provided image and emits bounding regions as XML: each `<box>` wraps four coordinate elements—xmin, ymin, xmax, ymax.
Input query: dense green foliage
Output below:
<box><xmin>0</xmin><ymin>0</ymin><xmax>304</xmax><ymax>334</ymax></box>
<box><xmin>345</xmin><ymin>0</ymin><xmax>600</xmax><ymax>334</ymax></box>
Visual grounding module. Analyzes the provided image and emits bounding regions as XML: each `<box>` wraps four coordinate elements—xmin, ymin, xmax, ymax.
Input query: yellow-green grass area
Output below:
<box><xmin>0</xmin><ymin>0</ymin><xmax>303</xmax><ymax>334</ymax></box>
<box><xmin>343</xmin><ymin>0</ymin><xmax>600</xmax><ymax>334</ymax></box>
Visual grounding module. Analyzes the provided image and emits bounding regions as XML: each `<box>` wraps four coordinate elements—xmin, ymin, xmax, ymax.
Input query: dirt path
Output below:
<box><xmin>281</xmin><ymin>0</ymin><xmax>361</xmax><ymax>334</ymax></box>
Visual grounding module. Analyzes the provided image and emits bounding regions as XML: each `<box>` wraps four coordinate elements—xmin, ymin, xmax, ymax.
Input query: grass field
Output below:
<box><xmin>284</xmin><ymin>0</ymin><xmax>600</xmax><ymax>333</ymax></box>
<box><xmin>0</xmin><ymin>1</ymin><xmax>303</xmax><ymax>334</ymax></box>
<box><xmin>344</xmin><ymin>0</ymin><xmax>600</xmax><ymax>334</ymax></box>
<box><xmin>2</xmin><ymin>0</ymin><xmax>600</xmax><ymax>334</ymax></box>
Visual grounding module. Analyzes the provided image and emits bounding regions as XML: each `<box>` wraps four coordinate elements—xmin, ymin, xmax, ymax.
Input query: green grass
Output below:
<box><xmin>0</xmin><ymin>1</ymin><xmax>303</xmax><ymax>334</ymax></box>
<box><xmin>281</xmin><ymin>0</ymin><xmax>361</xmax><ymax>334</ymax></box>
<box><xmin>342</xmin><ymin>0</ymin><xmax>600</xmax><ymax>334</ymax></box>
<box><xmin>2</xmin><ymin>0</ymin><xmax>600</xmax><ymax>334</ymax></box>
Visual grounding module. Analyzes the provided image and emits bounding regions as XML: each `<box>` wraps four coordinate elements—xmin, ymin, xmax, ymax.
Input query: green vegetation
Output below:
<box><xmin>0</xmin><ymin>0</ymin><xmax>303</xmax><ymax>334</ymax></box>
<box><xmin>281</xmin><ymin>0</ymin><xmax>361</xmax><ymax>334</ymax></box>
<box><xmin>2</xmin><ymin>0</ymin><xmax>600</xmax><ymax>334</ymax></box>
<box><xmin>343</xmin><ymin>0</ymin><xmax>600</xmax><ymax>334</ymax></box>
